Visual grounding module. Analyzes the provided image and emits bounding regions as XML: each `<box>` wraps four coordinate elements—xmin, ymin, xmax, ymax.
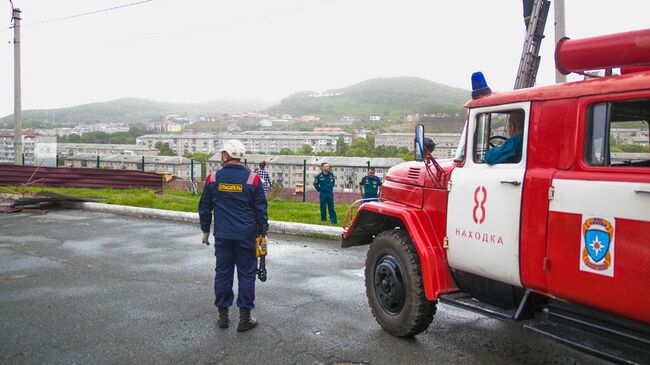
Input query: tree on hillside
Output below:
<box><xmin>66</xmin><ymin>134</ymin><xmax>82</xmax><ymax>143</ymax></box>
<box><xmin>183</xmin><ymin>152</ymin><xmax>212</xmax><ymax>162</ymax></box>
<box><xmin>81</xmin><ymin>131</ymin><xmax>110</xmax><ymax>144</ymax></box>
<box><xmin>336</xmin><ymin>136</ymin><xmax>348</xmax><ymax>155</ymax></box>
<box><xmin>108</xmin><ymin>132</ymin><xmax>133</xmax><ymax>144</ymax></box>
<box><xmin>301</xmin><ymin>144</ymin><xmax>313</xmax><ymax>155</ymax></box>
<box><xmin>345</xmin><ymin>137</ymin><xmax>370</xmax><ymax>157</ymax></box>
<box><xmin>155</xmin><ymin>142</ymin><xmax>176</xmax><ymax>156</ymax></box>
<box><xmin>279</xmin><ymin>148</ymin><xmax>294</xmax><ymax>155</ymax></box>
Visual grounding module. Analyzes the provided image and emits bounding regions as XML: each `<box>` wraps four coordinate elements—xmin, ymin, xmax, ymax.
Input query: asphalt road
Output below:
<box><xmin>0</xmin><ymin>209</ymin><xmax>607</xmax><ymax>364</ymax></box>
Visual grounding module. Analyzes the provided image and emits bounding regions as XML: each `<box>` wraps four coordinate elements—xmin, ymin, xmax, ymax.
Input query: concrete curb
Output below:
<box><xmin>68</xmin><ymin>202</ymin><xmax>344</xmax><ymax>239</ymax></box>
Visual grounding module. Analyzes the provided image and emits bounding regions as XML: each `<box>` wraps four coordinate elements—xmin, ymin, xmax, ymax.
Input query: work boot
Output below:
<box><xmin>237</xmin><ymin>308</ymin><xmax>258</xmax><ymax>332</ymax></box>
<box><xmin>217</xmin><ymin>307</ymin><xmax>229</xmax><ymax>329</ymax></box>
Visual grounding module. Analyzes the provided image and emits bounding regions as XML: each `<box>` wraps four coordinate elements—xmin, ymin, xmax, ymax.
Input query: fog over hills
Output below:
<box><xmin>1</xmin><ymin>77</ymin><xmax>470</xmax><ymax>128</ymax></box>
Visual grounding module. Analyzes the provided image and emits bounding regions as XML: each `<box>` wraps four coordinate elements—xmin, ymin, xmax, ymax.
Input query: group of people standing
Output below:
<box><xmin>313</xmin><ymin>162</ymin><xmax>382</xmax><ymax>224</ymax></box>
<box><xmin>198</xmin><ymin>139</ymin><xmax>382</xmax><ymax>332</ymax></box>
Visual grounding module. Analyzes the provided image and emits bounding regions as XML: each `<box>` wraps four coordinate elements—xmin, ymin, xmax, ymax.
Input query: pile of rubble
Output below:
<box><xmin>0</xmin><ymin>190</ymin><xmax>95</xmax><ymax>214</ymax></box>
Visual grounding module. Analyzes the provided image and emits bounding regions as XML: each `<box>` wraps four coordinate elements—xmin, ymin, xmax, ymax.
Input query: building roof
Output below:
<box><xmin>65</xmin><ymin>153</ymin><xmax>191</xmax><ymax>164</ymax></box>
<box><xmin>58</xmin><ymin>143</ymin><xmax>157</xmax><ymax>151</ymax></box>
<box><xmin>208</xmin><ymin>153</ymin><xmax>404</xmax><ymax>167</ymax></box>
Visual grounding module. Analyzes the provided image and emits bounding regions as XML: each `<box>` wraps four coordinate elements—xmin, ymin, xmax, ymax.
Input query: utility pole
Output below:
<box><xmin>12</xmin><ymin>7</ymin><xmax>23</xmax><ymax>165</ymax></box>
<box><xmin>554</xmin><ymin>0</ymin><xmax>567</xmax><ymax>83</ymax></box>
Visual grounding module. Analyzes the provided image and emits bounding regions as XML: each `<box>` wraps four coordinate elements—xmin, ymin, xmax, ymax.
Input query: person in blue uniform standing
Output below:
<box><xmin>313</xmin><ymin>162</ymin><xmax>337</xmax><ymax>225</ymax></box>
<box><xmin>359</xmin><ymin>167</ymin><xmax>382</xmax><ymax>202</ymax></box>
<box><xmin>198</xmin><ymin>139</ymin><xmax>268</xmax><ymax>332</ymax></box>
<box><xmin>484</xmin><ymin>111</ymin><xmax>524</xmax><ymax>165</ymax></box>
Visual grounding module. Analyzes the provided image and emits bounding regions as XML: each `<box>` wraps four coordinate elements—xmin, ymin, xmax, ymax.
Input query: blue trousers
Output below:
<box><xmin>319</xmin><ymin>191</ymin><xmax>337</xmax><ymax>224</ymax></box>
<box><xmin>214</xmin><ymin>238</ymin><xmax>257</xmax><ymax>309</ymax></box>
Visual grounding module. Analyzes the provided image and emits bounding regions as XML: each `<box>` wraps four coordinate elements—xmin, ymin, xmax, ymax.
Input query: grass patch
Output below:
<box><xmin>15</xmin><ymin>186</ymin><xmax>357</xmax><ymax>227</ymax></box>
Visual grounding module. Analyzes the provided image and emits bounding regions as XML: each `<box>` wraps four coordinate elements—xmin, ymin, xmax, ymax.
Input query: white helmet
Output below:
<box><xmin>221</xmin><ymin>139</ymin><xmax>246</xmax><ymax>160</ymax></box>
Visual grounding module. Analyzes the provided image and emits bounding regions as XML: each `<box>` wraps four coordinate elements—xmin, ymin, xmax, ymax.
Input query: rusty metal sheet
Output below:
<box><xmin>0</xmin><ymin>165</ymin><xmax>163</xmax><ymax>191</ymax></box>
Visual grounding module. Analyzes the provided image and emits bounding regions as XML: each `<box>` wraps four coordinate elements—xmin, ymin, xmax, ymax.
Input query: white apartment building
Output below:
<box><xmin>239</xmin><ymin>130</ymin><xmax>353</xmax><ymax>144</ymax></box>
<box><xmin>57</xmin><ymin>143</ymin><xmax>159</xmax><ymax>158</ymax></box>
<box><xmin>374</xmin><ymin>132</ymin><xmax>462</xmax><ymax>158</ymax></box>
<box><xmin>0</xmin><ymin>130</ymin><xmax>57</xmax><ymax>166</ymax></box>
<box><xmin>136</xmin><ymin>133</ymin><xmax>218</xmax><ymax>156</ymax></box>
<box><xmin>207</xmin><ymin>154</ymin><xmax>404</xmax><ymax>192</ymax></box>
<box><xmin>136</xmin><ymin>131</ymin><xmax>350</xmax><ymax>156</ymax></box>
<box><xmin>226</xmin><ymin>133</ymin><xmax>338</xmax><ymax>154</ymax></box>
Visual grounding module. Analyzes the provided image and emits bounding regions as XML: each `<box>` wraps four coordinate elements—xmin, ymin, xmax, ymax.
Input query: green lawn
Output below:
<box><xmin>11</xmin><ymin>187</ymin><xmax>354</xmax><ymax>227</ymax></box>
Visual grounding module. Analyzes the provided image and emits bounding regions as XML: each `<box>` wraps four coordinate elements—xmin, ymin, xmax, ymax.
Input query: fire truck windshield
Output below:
<box><xmin>453</xmin><ymin>121</ymin><xmax>468</xmax><ymax>162</ymax></box>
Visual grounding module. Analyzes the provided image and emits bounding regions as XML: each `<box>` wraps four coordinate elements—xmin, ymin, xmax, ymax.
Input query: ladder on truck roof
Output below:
<box><xmin>514</xmin><ymin>0</ymin><xmax>551</xmax><ymax>89</ymax></box>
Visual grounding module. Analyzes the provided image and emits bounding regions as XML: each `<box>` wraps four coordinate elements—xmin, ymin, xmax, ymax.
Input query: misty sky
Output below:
<box><xmin>1</xmin><ymin>0</ymin><xmax>649</xmax><ymax>118</ymax></box>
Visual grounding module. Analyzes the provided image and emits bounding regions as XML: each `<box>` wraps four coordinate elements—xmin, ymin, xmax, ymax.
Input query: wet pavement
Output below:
<box><xmin>0</xmin><ymin>209</ymin><xmax>606</xmax><ymax>364</ymax></box>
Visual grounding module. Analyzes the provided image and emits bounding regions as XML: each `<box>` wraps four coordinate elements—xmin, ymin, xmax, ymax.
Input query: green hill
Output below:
<box><xmin>269</xmin><ymin>76</ymin><xmax>470</xmax><ymax>119</ymax></box>
<box><xmin>0</xmin><ymin>97</ymin><xmax>273</xmax><ymax>128</ymax></box>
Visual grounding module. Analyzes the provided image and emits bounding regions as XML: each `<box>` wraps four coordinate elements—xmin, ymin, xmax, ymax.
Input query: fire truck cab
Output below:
<box><xmin>342</xmin><ymin>29</ymin><xmax>650</xmax><ymax>363</ymax></box>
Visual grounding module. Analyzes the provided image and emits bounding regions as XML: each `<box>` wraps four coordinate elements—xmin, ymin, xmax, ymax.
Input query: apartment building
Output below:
<box><xmin>240</xmin><ymin>130</ymin><xmax>353</xmax><ymax>144</ymax></box>
<box><xmin>58</xmin><ymin>143</ymin><xmax>159</xmax><ymax>158</ymax></box>
<box><xmin>611</xmin><ymin>128</ymin><xmax>649</xmax><ymax>146</ymax></box>
<box><xmin>136</xmin><ymin>131</ymin><xmax>349</xmax><ymax>156</ymax></box>
<box><xmin>374</xmin><ymin>132</ymin><xmax>461</xmax><ymax>158</ymax></box>
<box><xmin>207</xmin><ymin>154</ymin><xmax>404</xmax><ymax>192</ymax></box>
<box><xmin>64</xmin><ymin>153</ymin><xmax>200</xmax><ymax>179</ymax></box>
<box><xmin>227</xmin><ymin>133</ymin><xmax>338</xmax><ymax>154</ymax></box>
<box><xmin>0</xmin><ymin>130</ymin><xmax>57</xmax><ymax>166</ymax></box>
<box><xmin>136</xmin><ymin>133</ymin><xmax>218</xmax><ymax>156</ymax></box>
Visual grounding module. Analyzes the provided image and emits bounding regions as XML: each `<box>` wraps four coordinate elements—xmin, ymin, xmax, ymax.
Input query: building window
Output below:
<box><xmin>585</xmin><ymin>99</ymin><xmax>650</xmax><ymax>168</ymax></box>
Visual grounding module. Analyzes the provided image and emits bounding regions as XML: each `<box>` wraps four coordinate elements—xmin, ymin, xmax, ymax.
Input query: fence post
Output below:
<box><xmin>96</xmin><ymin>155</ymin><xmax>100</xmax><ymax>168</ymax></box>
<box><xmin>367</xmin><ymin>160</ymin><xmax>370</xmax><ymax>169</ymax></box>
<box><xmin>244</xmin><ymin>158</ymin><xmax>247</xmax><ymax>167</ymax></box>
<box><xmin>56</xmin><ymin>154</ymin><xmax>59</xmax><ymax>167</ymax></box>
<box><xmin>190</xmin><ymin>158</ymin><xmax>194</xmax><ymax>181</ymax></box>
<box><xmin>21</xmin><ymin>153</ymin><xmax>25</xmax><ymax>165</ymax></box>
<box><xmin>302</xmin><ymin>159</ymin><xmax>307</xmax><ymax>203</ymax></box>
<box><xmin>141</xmin><ymin>156</ymin><xmax>145</xmax><ymax>171</ymax></box>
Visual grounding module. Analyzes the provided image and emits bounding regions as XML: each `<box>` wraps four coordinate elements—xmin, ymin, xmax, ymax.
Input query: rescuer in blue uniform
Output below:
<box><xmin>484</xmin><ymin>111</ymin><xmax>524</xmax><ymax>165</ymax></box>
<box><xmin>359</xmin><ymin>167</ymin><xmax>382</xmax><ymax>202</ymax></box>
<box><xmin>199</xmin><ymin>139</ymin><xmax>268</xmax><ymax>332</ymax></box>
<box><xmin>313</xmin><ymin>162</ymin><xmax>337</xmax><ymax>224</ymax></box>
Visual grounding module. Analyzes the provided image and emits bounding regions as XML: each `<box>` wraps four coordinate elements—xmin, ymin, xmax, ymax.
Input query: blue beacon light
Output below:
<box><xmin>471</xmin><ymin>71</ymin><xmax>492</xmax><ymax>99</ymax></box>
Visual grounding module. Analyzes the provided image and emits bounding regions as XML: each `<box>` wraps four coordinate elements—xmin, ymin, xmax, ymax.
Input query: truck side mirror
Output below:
<box><xmin>415</xmin><ymin>124</ymin><xmax>425</xmax><ymax>161</ymax></box>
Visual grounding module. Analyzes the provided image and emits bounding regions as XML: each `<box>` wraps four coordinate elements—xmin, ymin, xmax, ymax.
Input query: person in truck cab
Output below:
<box><xmin>484</xmin><ymin>111</ymin><xmax>524</xmax><ymax>164</ymax></box>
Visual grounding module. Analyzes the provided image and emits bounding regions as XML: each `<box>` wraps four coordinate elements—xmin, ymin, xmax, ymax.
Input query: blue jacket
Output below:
<box><xmin>314</xmin><ymin>172</ymin><xmax>336</xmax><ymax>193</ymax></box>
<box><xmin>199</xmin><ymin>164</ymin><xmax>268</xmax><ymax>240</ymax></box>
<box><xmin>484</xmin><ymin>133</ymin><xmax>524</xmax><ymax>165</ymax></box>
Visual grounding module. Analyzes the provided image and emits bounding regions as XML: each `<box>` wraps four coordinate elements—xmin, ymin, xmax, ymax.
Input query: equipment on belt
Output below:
<box><xmin>256</xmin><ymin>234</ymin><xmax>267</xmax><ymax>282</ymax></box>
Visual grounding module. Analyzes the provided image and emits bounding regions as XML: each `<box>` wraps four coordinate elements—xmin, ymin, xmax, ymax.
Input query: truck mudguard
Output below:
<box><xmin>343</xmin><ymin>201</ymin><xmax>456</xmax><ymax>301</ymax></box>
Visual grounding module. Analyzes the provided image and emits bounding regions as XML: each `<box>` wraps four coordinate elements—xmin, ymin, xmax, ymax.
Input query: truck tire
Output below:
<box><xmin>365</xmin><ymin>229</ymin><xmax>436</xmax><ymax>337</ymax></box>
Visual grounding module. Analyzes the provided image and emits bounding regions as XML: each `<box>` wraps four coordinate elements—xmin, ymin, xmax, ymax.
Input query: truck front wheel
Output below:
<box><xmin>365</xmin><ymin>229</ymin><xmax>436</xmax><ymax>337</ymax></box>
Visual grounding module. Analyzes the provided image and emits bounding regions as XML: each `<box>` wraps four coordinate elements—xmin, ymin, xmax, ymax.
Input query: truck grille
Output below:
<box><xmin>407</xmin><ymin>167</ymin><xmax>420</xmax><ymax>179</ymax></box>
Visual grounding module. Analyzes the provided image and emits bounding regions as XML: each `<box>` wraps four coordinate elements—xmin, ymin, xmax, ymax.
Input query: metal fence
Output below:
<box><xmin>5</xmin><ymin>153</ymin><xmax>204</xmax><ymax>182</ymax></box>
<box><xmin>0</xmin><ymin>165</ymin><xmax>163</xmax><ymax>191</ymax></box>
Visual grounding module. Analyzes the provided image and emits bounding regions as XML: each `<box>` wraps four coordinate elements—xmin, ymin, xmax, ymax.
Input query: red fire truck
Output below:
<box><xmin>342</xmin><ymin>29</ymin><xmax>650</xmax><ymax>363</ymax></box>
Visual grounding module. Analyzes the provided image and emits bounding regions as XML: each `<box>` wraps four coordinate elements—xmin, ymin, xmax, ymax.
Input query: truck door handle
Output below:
<box><xmin>635</xmin><ymin>188</ymin><xmax>650</xmax><ymax>195</ymax></box>
<box><xmin>500</xmin><ymin>179</ymin><xmax>521</xmax><ymax>186</ymax></box>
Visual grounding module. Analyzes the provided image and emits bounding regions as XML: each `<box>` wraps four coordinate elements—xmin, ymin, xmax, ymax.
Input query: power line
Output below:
<box><xmin>1</xmin><ymin>0</ymin><xmax>153</xmax><ymax>32</ymax></box>
<box><xmin>110</xmin><ymin>0</ymin><xmax>337</xmax><ymax>42</ymax></box>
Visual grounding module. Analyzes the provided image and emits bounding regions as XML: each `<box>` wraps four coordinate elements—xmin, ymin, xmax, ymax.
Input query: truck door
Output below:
<box><xmin>546</xmin><ymin>95</ymin><xmax>650</xmax><ymax>323</ymax></box>
<box><xmin>446</xmin><ymin>102</ymin><xmax>530</xmax><ymax>287</ymax></box>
